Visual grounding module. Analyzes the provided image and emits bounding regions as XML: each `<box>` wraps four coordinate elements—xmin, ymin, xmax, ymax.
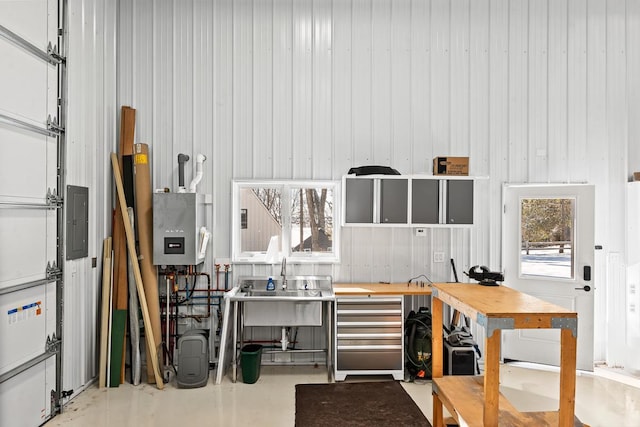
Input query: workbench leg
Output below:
<box><xmin>433</xmin><ymin>393</ymin><xmax>444</xmax><ymax>427</ymax></box>
<box><xmin>432</xmin><ymin>297</ymin><xmax>444</xmax><ymax>426</ymax></box>
<box><xmin>483</xmin><ymin>329</ymin><xmax>501</xmax><ymax>427</ymax></box>
<box><xmin>559</xmin><ymin>328</ymin><xmax>577</xmax><ymax>427</ymax></box>
<box><xmin>432</xmin><ymin>298</ymin><xmax>443</xmax><ymax>377</ymax></box>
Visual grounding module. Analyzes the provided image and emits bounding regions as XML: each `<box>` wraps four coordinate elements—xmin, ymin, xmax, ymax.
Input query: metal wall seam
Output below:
<box><xmin>449</xmin><ymin>0</ymin><xmax>470</xmax><ymax>157</ymax></box>
<box><xmin>311</xmin><ymin>0</ymin><xmax>332</xmax><ymax>180</ymax></box>
<box><xmin>273</xmin><ymin>0</ymin><xmax>293</xmax><ymax>179</ymax></box>
<box><xmin>566</xmin><ymin>0</ymin><xmax>588</xmax><ymax>182</ymax></box>
<box><xmin>547</xmin><ymin>0</ymin><xmax>569</xmax><ymax>183</ymax></box>
<box><xmin>351</xmin><ymin>0</ymin><xmax>373</xmax><ymax>165</ymax></box>
<box><xmin>331</xmin><ymin>0</ymin><xmax>352</xmax><ymax>178</ymax></box>
<box><xmin>390</xmin><ymin>0</ymin><xmax>412</xmax><ymax>174</ymax></box>
<box><xmin>371</xmin><ymin>0</ymin><xmax>391</xmax><ymax>167</ymax></box>
<box><xmin>253</xmin><ymin>0</ymin><xmax>273</xmax><ymax>179</ymax></box>
<box><xmin>410</xmin><ymin>0</ymin><xmax>431</xmax><ymax>173</ymax></box>
<box><xmin>507</xmin><ymin>0</ymin><xmax>528</xmax><ymax>183</ymax></box>
<box><xmin>430</xmin><ymin>0</ymin><xmax>451</xmax><ymax>155</ymax></box>
<box><xmin>527</xmin><ymin>0</ymin><xmax>549</xmax><ymax>182</ymax></box>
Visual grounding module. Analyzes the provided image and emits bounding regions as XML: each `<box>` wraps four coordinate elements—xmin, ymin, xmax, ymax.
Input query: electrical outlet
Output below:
<box><xmin>433</xmin><ymin>252</ymin><xmax>445</xmax><ymax>263</ymax></box>
<box><xmin>414</xmin><ymin>228</ymin><xmax>427</xmax><ymax>237</ymax></box>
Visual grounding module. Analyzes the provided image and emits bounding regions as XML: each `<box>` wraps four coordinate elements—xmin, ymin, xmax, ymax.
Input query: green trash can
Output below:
<box><xmin>241</xmin><ymin>344</ymin><xmax>263</xmax><ymax>384</ymax></box>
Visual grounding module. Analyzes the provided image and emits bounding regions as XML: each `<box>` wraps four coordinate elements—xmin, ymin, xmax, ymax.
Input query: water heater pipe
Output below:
<box><xmin>189</xmin><ymin>154</ymin><xmax>207</xmax><ymax>193</ymax></box>
<box><xmin>177</xmin><ymin>153</ymin><xmax>190</xmax><ymax>192</ymax></box>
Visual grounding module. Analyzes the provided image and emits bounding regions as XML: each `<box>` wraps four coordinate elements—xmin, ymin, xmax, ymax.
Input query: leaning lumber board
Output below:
<box><xmin>134</xmin><ymin>143</ymin><xmax>162</xmax><ymax>384</ymax></box>
<box><xmin>112</xmin><ymin>106</ymin><xmax>136</xmax><ymax>310</ymax></box>
<box><xmin>126</xmin><ymin>208</ymin><xmax>142</xmax><ymax>386</ymax></box>
<box><xmin>111</xmin><ymin>152</ymin><xmax>164</xmax><ymax>389</ymax></box>
<box><xmin>112</xmin><ymin>106</ymin><xmax>136</xmax><ymax>383</ymax></box>
<box><xmin>98</xmin><ymin>237</ymin><xmax>112</xmax><ymax>388</ymax></box>
<box><xmin>109</xmin><ymin>310</ymin><xmax>126</xmax><ymax>387</ymax></box>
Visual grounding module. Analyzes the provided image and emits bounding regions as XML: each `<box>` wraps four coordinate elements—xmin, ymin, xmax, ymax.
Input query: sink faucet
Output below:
<box><xmin>280</xmin><ymin>257</ymin><xmax>287</xmax><ymax>290</ymax></box>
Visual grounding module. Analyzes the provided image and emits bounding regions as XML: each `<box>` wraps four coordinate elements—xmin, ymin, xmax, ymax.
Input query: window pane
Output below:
<box><xmin>520</xmin><ymin>198</ymin><xmax>574</xmax><ymax>279</ymax></box>
<box><xmin>290</xmin><ymin>187</ymin><xmax>334</xmax><ymax>253</ymax></box>
<box><xmin>240</xmin><ymin>187</ymin><xmax>282</xmax><ymax>253</ymax></box>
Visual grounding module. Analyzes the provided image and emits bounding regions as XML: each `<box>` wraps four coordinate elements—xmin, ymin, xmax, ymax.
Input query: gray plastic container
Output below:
<box><xmin>177</xmin><ymin>329</ymin><xmax>209</xmax><ymax>388</ymax></box>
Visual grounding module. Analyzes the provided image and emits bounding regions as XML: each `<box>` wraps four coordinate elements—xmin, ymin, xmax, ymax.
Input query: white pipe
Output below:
<box><xmin>281</xmin><ymin>327</ymin><xmax>289</xmax><ymax>351</ymax></box>
<box><xmin>189</xmin><ymin>154</ymin><xmax>207</xmax><ymax>193</ymax></box>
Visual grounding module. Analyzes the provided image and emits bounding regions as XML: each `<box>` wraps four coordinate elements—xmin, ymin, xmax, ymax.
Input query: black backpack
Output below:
<box><xmin>405</xmin><ymin>308</ymin><xmax>432</xmax><ymax>380</ymax></box>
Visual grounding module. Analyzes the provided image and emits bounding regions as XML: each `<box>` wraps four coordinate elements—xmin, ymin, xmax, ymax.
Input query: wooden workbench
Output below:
<box><xmin>333</xmin><ymin>282</ymin><xmax>433</xmax><ymax>296</ymax></box>
<box><xmin>430</xmin><ymin>282</ymin><xmax>579</xmax><ymax>427</ymax></box>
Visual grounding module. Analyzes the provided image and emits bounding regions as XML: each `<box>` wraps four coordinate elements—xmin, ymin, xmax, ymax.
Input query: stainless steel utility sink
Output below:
<box><xmin>247</xmin><ymin>289</ymin><xmax>324</xmax><ymax>298</ymax></box>
<box><xmin>234</xmin><ymin>275</ymin><xmax>333</xmax><ymax>326</ymax></box>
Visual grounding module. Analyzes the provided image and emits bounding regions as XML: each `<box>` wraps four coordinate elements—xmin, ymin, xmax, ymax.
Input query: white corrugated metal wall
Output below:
<box><xmin>63</xmin><ymin>0</ymin><xmax>117</xmax><ymax>397</ymax></box>
<box><xmin>57</xmin><ymin>0</ymin><xmax>640</xmax><ymax>393</ymax></box>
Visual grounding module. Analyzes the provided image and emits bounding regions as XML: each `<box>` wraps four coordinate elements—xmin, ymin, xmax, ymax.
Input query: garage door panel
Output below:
<box><xmin>0</xmin><ymin>128</ymin><xmax>54</xmax><ymax>201</ymax></box>
<box><xmin>0</xmin><ymin>39</ymin><xmax>52</xmax><ymax>125</ymax></box>
<box><xmin>0</xmin><ymin>358</ymin><xmax>55</xmax><ymax>427</ymax></box>
<box><xmin>0</xmin><ymin>283</ymin><xmax>54</xmax><ymax>374</ymax></box>
<box><xmin>0</xmin><ymin>1</ymin><xmax>50</xmax><ymax>49</ymax></box>
<box><xmin>0</xmin><ymin>1</ymin><xmax>60</xmax><ymax>424</ymax></box>
<box><xmin>0</xmin><ymin>210</ymin><xmax>54</xmax><ymax>288</ymax></box>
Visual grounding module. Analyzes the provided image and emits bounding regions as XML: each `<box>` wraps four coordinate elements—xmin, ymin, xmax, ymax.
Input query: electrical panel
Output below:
<box><xmin>153</xmin><ymin>193</ymin><xmax>207</xmax><ymax>265</ymax></box>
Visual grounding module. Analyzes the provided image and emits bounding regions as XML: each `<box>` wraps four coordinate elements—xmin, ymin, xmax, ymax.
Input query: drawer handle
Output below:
<box><xmin>337</xmin><ymin>309</ymin><xmax>402</xmax><ymax>315</ymax></box>
<box><xmin>337</xmin><ymin>345</ymin><xmax>403</xmax><ymax>350</ymax></box>
<box><xmin>337</xmin><ymin>333</ymin><xmax>402</xmax><ymax>338</ymax></box>
<box><xmin>336</xmin><ymin>321</ymin><xmax>402</xmax><ymax>327</ymax></box>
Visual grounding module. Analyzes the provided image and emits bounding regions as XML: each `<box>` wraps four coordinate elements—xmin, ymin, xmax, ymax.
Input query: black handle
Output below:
<box><xmin>574</xmin><ymin>285</ymin><xmax>591</xmax><ymax>292</ymax></box>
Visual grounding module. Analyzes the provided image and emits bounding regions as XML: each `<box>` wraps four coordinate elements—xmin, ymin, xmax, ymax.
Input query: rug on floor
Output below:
<box><xmin>295</xmin><ymin>381</ymin><xmax>431</xmax><ymax>427</ymax></box>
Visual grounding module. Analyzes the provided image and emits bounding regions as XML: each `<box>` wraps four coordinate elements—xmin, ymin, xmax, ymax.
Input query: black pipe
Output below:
<box><xmin>177</xmin><ymin>153</ymin><xmax>189</xmax><ymax>188</ymax></box>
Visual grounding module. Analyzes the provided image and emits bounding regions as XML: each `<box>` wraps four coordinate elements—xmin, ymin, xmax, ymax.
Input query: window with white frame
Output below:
<box><xmin>232</xmin><ymin>180</ymin><xmax>340</xmax><ymax>263</ymax></box>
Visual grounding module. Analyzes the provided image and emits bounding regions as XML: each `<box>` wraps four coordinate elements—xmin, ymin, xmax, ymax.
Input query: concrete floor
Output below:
<box><xmin>48</xmin><ymin>364</ymin><xmax>640</xmax><ymax>427</ymax></box>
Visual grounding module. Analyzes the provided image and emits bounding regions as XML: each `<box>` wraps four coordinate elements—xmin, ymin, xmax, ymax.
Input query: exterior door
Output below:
<box><xmin>502</xmin><ymin>184</ymin><xmax>595</xmax><ymax>371</ymax></box>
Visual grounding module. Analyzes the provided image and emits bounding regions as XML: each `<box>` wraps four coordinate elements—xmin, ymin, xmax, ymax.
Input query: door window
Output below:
<box><xmin>520</xmin><ymin>198</ymin><xmax>575</xmax><ymax>279</ymax></box>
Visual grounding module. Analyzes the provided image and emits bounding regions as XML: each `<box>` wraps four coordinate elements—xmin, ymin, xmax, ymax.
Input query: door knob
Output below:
<box><xmin>574</xmin><ymin>285</ymin><xmax>591</xmax><ymax>292</ymax></box>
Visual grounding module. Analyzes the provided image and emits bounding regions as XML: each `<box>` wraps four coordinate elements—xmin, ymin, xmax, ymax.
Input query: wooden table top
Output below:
<box><xmin>333</xmin><ymin>282</ymin><xmax>433</xmax><ymax>296</ymax></box>
<box><xmin>431</xmin><ymin>282</ymin><xmax>576</xmax><ymax>318</ymax></box>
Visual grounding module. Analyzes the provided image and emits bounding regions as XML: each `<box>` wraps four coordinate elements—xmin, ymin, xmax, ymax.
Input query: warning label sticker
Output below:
<box><xmin>7</xmin><ymin>301</ymin><xmax>42</xmax><ymax>325</ymax></box>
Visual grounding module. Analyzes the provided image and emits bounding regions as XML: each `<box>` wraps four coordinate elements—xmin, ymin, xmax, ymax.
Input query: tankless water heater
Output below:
<box><xmin>153</xmin><ymin>192</ymin><xmax>207</xmax><ymax>265</ymax></box>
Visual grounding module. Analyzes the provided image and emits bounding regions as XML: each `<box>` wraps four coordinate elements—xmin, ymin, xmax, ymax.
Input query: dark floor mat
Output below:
<box><xmin>295</xmin><ymin>381</ymin><xmax>431</xmax><ymax>427</ymax></box>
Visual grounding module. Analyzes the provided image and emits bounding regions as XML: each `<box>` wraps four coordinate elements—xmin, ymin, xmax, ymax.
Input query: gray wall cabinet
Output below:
<box><xmin>343</xmin><ymin>175</ymin><xmax>474</xmax><ymax>227</ymax></box>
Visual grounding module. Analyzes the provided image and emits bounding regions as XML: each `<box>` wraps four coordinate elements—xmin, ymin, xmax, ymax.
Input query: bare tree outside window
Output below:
<box><xmin>252</xmin><ymin>188</ymin><xmax>283</xmax><ymax>225</ymax></box>
<box><xmin>291</xmin><ymin>188</ymin><xmax>333</xmax><ymax>253</ymax></box>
